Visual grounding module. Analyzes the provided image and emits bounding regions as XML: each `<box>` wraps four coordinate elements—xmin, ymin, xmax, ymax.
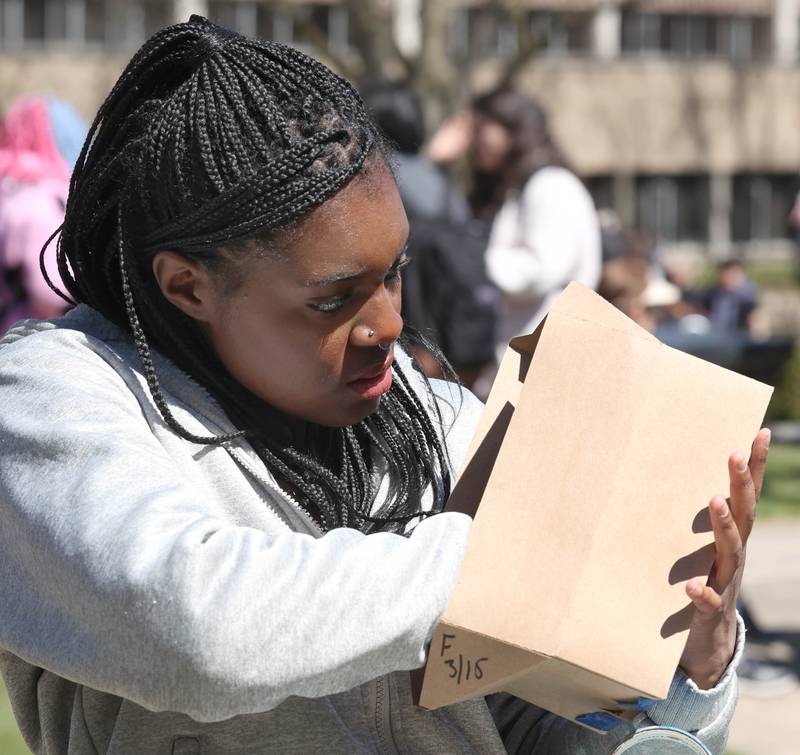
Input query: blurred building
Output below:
<box><xmin>1</xmin><ymin>0</ymin><xmax>799</xmax><ymax>260</ymax></box>
<box><xmin>451</xmin><ymin>0</ymin><xmax>800</xmax><ymax>261</ymax></box>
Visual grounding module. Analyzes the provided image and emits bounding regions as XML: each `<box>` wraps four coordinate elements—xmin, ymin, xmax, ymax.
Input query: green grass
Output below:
<box><xmin>0</xmin><ymin>683</ymin><xmax>27</xmax><ymax>755</ymax></box>
<box><xmin>746</xmin><ymin>257</ymin><xmax>798</xmax><ymax>289</ymax></box>
<box><xmin>695</xmin><ymin>256</ymin><xmax>798</xmax><ymax>290</ymax></box>
<box><xmin>759</xmin><ymin>443</ymin><xmax>800</xmax><ymax>518</ymax></box>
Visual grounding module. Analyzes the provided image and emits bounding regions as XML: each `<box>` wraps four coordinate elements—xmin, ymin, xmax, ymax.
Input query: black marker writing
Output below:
<box><xmin>440</xmin><ymin>638</ymin><xmax>489</xmax><ymax>686</ymax></box>
<box><xmin>440</xmin><ymin>633</ymin><xmax>456</xmax><ymax>657</ymax></box>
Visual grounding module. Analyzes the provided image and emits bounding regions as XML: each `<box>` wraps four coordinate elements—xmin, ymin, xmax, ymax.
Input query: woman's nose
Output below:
<box><xmin>350</xmin><ymin>287</ymin><xmax>403</xmax><ymax>349</ymax></box>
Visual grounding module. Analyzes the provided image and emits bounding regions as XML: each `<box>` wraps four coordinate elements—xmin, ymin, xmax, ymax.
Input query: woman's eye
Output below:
<box><xmin>386</xmin><ymin>256</ymin><xmax>410</xmax><ymax>285</ymax></box>
<box><xmin>310</xmin><ymin>295</ymin><xmax>350</xmax><ymax>313</ymax></box>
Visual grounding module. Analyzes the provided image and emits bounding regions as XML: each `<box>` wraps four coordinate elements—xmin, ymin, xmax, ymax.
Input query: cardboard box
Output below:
<box><xmin>417</xmin><ymin>282</ymin><xmax>772</xmax><ymax>731</ymax></box>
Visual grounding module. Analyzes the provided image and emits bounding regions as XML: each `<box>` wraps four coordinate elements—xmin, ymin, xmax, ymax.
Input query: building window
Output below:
<box><xmin>622</xmin><ymin>12</ymin><xmax>771</xmax><ymax>61</ymax></box>
<box><xmin>461</xmin><ymin>7</ymin><xmax>517</xmax><ymax>61</ymax></box>
<box><xmin>636</xmin><ymin>175</ymin><xmax>709</xmax><ymax>242</ymax></box>
<box><xmin>84</xmin><ymin>0</ymin><xmax>106</xmax><ymax>44</ymax></box>
<box><xmin>207</xmin><ymin>2</ymin><xmax>352</xmax><ymax>51</ymax></box>
<box><xmin>0</xmin><ymin>0</ymin><xmax>78</xmax><ymax>47</ymax></box>
<box><xmin>584</xmin><ymin>175</ymin><xmax>615</xmax><ymax>211</ymax></box>
<box><xmin>142</xmin><ymin>0</ymin><xmax>170</xmax><ymax>39</ymax></box>
<box><xmin>732</xmin><ymin>174</ymin><xmax>798</xmax><ymax>241</ymax></box>
<box><xmin>294</xmin><ymin>4</ymin><xmax>353</xmax><ymax>54</ymax></box>
<box><xmin>270</xmin><ymin>10</ymin><xmax>293</xmax><ymax>44</ymax></box>
<box><xmin>622</xmin><ymin>11</ymin><xmax>661</xmax><ymax>53</ymax></box>
<box><xmin>530</xmin><ymin>11</ymin><xmax>592</xmax><ymax>57</ymax></box>
<box><xmin>0</xmin><ymin>0</ymin><xmax>167</xmax><ymax>49</ymax></box>
<box><xmin>326</xmin><ymin>5</ymin><xmax>350</xmax><ymax>52</ymax></box>
<box><xmin>447</xmin><ymin>7</ymin><xmax>469</xmax><ymax>59</ymax></box>
<box><xmin>664</xmin><ymin>14</ymin><xmax>709</xmax><ymax>58</ymax></box>
<box><xmin>208</xmin><ymin>1</ymin><xmax>258</xmax><ymax>37</ymax></box>
<box><xmin>717</xmin><ymin>16</ymin><xmax>771</xmax><ymax>62</ymax></box>
<box><xmin>23</xmin><ymin>0</ymin><xmax>46</xmax><ymax>42</ymax></box>
<box><xmin>448</xmin><ymin>8</ymin><xmax>590</xmax><ymax>61</ymax></box>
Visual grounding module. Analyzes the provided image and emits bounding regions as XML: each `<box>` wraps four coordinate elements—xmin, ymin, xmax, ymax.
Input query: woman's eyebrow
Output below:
<box><xmin>304</xmin><ymin>267</ymin><xmax>367</xmax><ymax>288</ymax></box>
<box><xmin>304</xmin><ymin>243</ymin><xmax>409</xmax><ymax>288</ymax></box>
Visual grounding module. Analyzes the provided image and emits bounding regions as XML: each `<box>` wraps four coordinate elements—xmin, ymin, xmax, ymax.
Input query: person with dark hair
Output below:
<box><xmin>703</xmin><ymin>259</ymin><xmax>762</xmax><ymax>336</ymax></box>
<box><xmin>360</xmin><ymin>79</ymin><xmax>496</xmax><ymax>387</ymax></box>
<box><xmin>359</xmin><ymin>78</ymin><xmax>469</xmax><ymax>225</ymax></box>
<box><xmin>471</xmin><ymin>87</ymin><xmax>601</xmax><ymax>354</ymax></box>
<box><xmin>0</xmin><ymin>17</ymin><xmax>766</xmax><ymax>754</ymax></box>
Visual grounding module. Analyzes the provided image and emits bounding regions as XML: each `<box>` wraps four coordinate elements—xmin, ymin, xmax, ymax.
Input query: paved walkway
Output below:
<box><xmin>725</xmin><ymin>519</ymin><xmax>800</xmax><ymax>755</ymax></box>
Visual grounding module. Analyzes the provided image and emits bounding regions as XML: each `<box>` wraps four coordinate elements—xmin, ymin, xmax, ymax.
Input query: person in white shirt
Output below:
<box><xmin>468</xmin><ymin>87</ymin><xmax>602</xmax><ymax>351</ymax></box>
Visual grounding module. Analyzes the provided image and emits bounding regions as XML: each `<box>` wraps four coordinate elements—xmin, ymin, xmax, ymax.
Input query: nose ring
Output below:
<box><xmin>367</xmin><ymin>327</ymin><xmax>390</xmax><ymax>351</ymax></box>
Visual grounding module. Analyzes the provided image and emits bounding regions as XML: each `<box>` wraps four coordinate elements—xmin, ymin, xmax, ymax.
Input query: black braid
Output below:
<box><xmin>118</xmin><ymin>223</ymin><xmax>244</xmax><ymax>446</ymax></box>
<box><xmin>52</xmin><ymin>15</ymin><xmax>454</xmax><ymax>534</ymax></box>
<box><xmin>39</xmin><ymin>224</ymin><xmax>75</xmax><ymax>306</ymax></box>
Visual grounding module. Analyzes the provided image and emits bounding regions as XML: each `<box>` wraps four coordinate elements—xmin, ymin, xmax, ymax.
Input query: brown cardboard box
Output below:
<box><xmin>417</xmin><ymin>282</ymin><xmax>773</xmax><ymax>731</ymax></box>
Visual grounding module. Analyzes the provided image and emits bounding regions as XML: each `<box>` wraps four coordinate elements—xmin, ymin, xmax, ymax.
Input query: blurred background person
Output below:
<box><xmin>0</xmin><ymin>95</ymin><xmax>86</xmax><ymax>334</ymax></box>
<box><xmin>431</xmin><ymin>87</ymin><xmax>601</xmax><ymax>362</ymax></box>
<box><xmin>470</xmin><ymin>87</ymin><xmax>601</xmax><ymax>354</ymax></box>
<box><xmin>361</xmin><ymin>79</ymin><xmax>498</xmax><ymax>389</ymax></box>
<box><xmin>360</xmin><ymin>78</ymin><xmax>470</xmax><ymax>226</ymax></box>
<box><xmin>702</xmin><ymin>259</ymin><xmax>767</xmax><ymax>340</ymax></box>
<box><xmin>597</xmin><ymin>207</ymin><xmax>626</xmax><ymax>264</ymax></box>
<box><xmin>597</xmin><ymin>258</ymin><xmax>649</xmax><ymax>328</ymax></box>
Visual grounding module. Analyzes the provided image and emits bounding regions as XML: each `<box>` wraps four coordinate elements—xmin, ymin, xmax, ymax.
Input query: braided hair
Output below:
<box><xmin>47</xmin><ymin>16</ymin><xmax>453</xmax><ymax>534</ymax></box>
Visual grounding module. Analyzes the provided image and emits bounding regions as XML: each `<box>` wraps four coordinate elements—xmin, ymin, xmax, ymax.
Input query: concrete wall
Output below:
<box><xmin>476</xmin><ymin>58</ymin><xmax>800</xmax><ymax>176</ymax></box>
<box><xmin>6</xmin><ymin>51</ymin><xmax>800</xmax><ymax>179</ymax></box>
<box><xmin>0</xmin><ymin>51</ymin><xmax>128</xmax><ymax>122</ymax></box>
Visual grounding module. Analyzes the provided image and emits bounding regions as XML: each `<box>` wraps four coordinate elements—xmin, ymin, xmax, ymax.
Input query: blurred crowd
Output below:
<box><xmin>0</xmin><ymin>82</ymin><xmax>776</xmax><ymax>367</ymax></box>
<box><xmin>358</xmin><ymin>79</ymin><xmax>776</xmax><ymax>403</ymax></box>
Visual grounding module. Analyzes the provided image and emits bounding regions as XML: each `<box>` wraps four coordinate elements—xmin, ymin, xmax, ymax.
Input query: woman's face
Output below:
<box><xmin>472</xmin><ymin>115</ymin><xmax>512</xmax><ymax>173</ymax></box>
<box><xmin>192</xmin><ymin>161</ymin><xmax>409</xmax><ymax>427</ymax></box>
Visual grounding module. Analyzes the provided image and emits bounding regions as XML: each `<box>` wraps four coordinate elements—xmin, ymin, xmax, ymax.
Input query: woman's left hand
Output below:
<box><xmin>678</xmin><ymin>428</ymin><xmax>771</xmax><ymax>689</ymax></box>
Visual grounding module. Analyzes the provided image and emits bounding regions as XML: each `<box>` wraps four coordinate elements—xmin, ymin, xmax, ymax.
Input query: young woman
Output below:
<box><xmin>0</xmin><ymin>17</ymin><xmax>767</xmax><ymax>755</ymax></box>
<box><xmin>471</xmin><ymin>87</ymin><xmax>602</xmax><ymax>354</ymax></box>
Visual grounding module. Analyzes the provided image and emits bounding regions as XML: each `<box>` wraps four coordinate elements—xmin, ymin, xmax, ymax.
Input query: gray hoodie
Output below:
<box><xmin>0</xmin><ymin>306</ymin><xmax>741</xmax><ymax>754</ymax></box>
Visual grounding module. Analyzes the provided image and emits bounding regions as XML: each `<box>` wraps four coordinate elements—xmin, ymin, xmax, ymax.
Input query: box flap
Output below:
<box><xmin>445</xmin><ymin>324</ymin><xmax>543</xmax><ymax>518</ymax></box>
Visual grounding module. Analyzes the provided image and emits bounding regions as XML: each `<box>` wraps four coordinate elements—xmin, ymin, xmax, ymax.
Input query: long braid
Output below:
<box><xmin>54</xmin><ymin>16</ymin><xmax>453</xmax><ymax>534</ymax></box>
<box><xmin>118</xmin><ymin>225</ymin><xmax>243</xmax><ymax>446</ymax></box>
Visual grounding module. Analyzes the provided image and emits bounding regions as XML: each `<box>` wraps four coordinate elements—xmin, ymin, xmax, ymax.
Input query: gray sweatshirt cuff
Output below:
<box><xmin>646</xmin><ymin>611</ymin><xmax>744</xmax><ymax>732</ymax></box>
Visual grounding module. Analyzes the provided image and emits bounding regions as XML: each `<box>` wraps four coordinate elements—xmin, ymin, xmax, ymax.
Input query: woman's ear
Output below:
<box><xmin>151</xmin><ymin>251</ymin><xmax>215</xmax><ymax>322</ymax></box>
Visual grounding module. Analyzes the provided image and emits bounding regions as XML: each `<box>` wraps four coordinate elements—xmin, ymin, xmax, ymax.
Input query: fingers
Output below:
<box><xmin>708</xmin><ymin>495</ymin><xmax>743</xmax><ymax>591</ymax></box>
<box><xmin>748</xmin><ymin>428</ymin><xmax>771</xmax><ymax>501</ymax></box>
<box><xmin>726</xmin><ymin>428</ymin><xmax>770</xmax><ymax>545</ymax></box>
<box><xmin>698</xmin><ymin>435</ymin><xmax>766</xmax><ymax>612</ymax></box>
<box><xmin>728</xmin><ymin>451</ymin><xmax>756</xmax><ymax>543</ymax></box>
<box><xmin>686</xmin><ymin>577</ymin><xmax>723</xmax><ymax>615</ymax></box>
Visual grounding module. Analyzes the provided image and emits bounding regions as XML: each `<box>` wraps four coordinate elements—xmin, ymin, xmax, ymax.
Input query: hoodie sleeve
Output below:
<box><xmin>489</xmin><ymin>616</ymin><xmax>743</xmax><ymax>754</ymax></box>
<box><xmin>0</xmin><ymin>332</ymin><xmax>472</xmax><ymax>722</ymax></box>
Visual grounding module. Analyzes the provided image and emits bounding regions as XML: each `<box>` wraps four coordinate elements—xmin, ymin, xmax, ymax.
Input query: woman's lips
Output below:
<box><xmin>347</xmin><ymin>364</ymin><xmax>393</xmax><ymax>400</ymax></box>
